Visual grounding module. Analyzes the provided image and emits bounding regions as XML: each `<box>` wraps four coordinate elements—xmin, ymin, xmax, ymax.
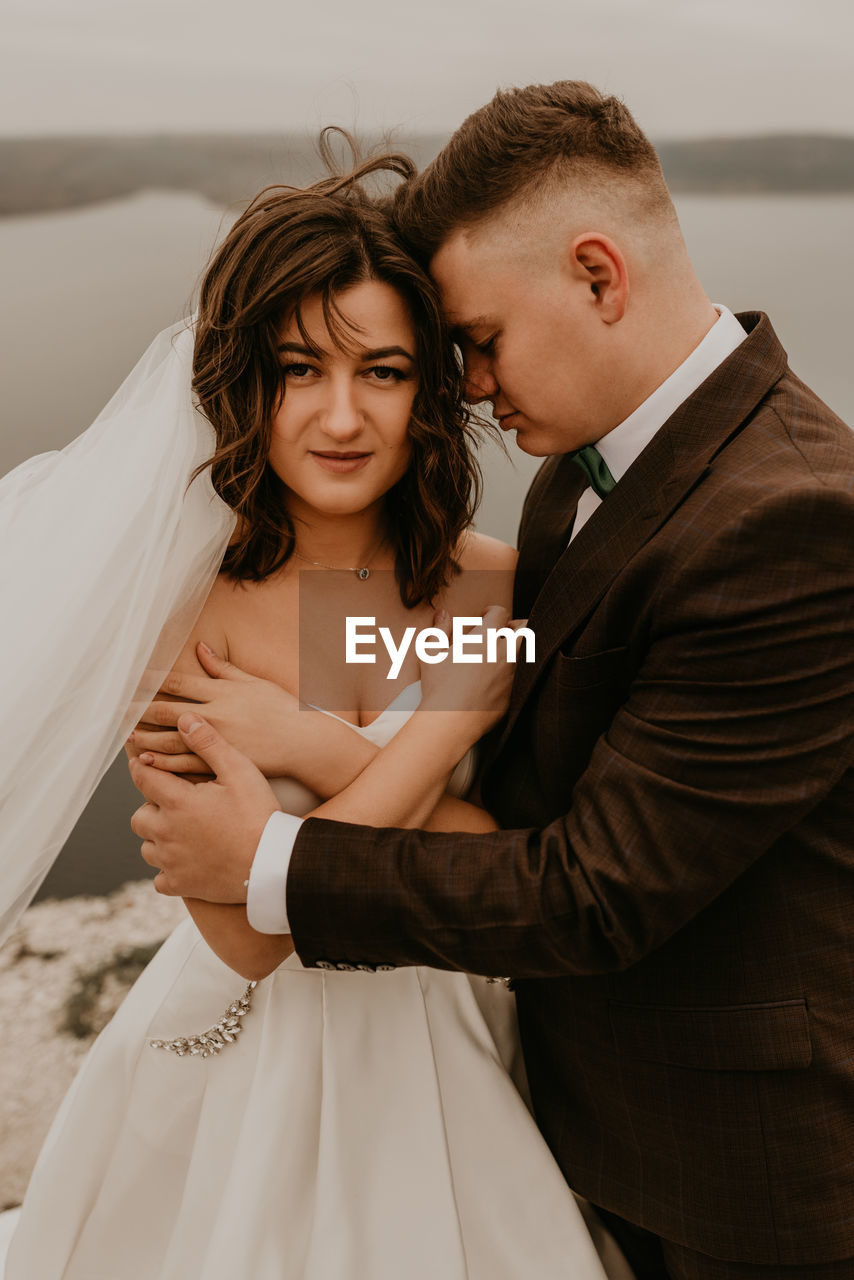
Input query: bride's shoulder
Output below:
<box><xmin>440</xmin><ymin>531</ymin><xmax>517</xmax><ymax>616</ymax></box>
<box><xmin>453</xmin><ymin>529</ymin><xmax>518</xmax><ymax>573</ymax></box>
<box><xmin>195</xmin><ymin>572</ymin><xmax>244</xmax><ymax>631</ymax></box>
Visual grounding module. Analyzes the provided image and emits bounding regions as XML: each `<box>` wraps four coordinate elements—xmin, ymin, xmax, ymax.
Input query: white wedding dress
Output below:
<box><xmin>6</xmin><ymin>684</ymin><xmax>612</xmax><ymax>1280</ymax></box>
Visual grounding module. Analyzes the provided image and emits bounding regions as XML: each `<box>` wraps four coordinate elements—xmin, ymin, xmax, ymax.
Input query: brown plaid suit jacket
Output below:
<box><xmin>288</xmin><ymin>313</ymin><xmax>854</xmax><ymax>1265</ymax></box>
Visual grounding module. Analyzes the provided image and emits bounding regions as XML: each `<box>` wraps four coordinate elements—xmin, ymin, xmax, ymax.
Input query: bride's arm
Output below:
<box><xmin>143</xmin><ymin>536</ymin><xmax>517</xmax><ymax>977</ymax></box>
<box><xmin>184</xmin><ymin>793</ymin><xmax>498</xmax><ymax>979</ymax></box>
<box><xmin>142</xmin><ymin>600</ymin><xmax>498</xmax><ymax>979</ymax></box>
<box><xmin>181</xmin><ymin>649</ymin><xmax>510</xmax><ymax>979</ymax></box>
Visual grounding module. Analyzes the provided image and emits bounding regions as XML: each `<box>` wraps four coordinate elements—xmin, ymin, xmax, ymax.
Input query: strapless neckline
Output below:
<box><xmin>270</xmin><ymin>680</ymin><xmax>473</xmax><ymax>814</ymax></box>
<box><xmin>307</xmin><ymin>680</ymin><xmax>422</xmax><ymax>743</ymax></box>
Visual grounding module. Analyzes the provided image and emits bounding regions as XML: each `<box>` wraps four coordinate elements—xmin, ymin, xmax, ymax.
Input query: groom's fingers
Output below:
<box><xmin>139</xmin><ymin>840</ymin><xmax>161</xmax><ymax>869</ymax></box>
<box><xmin>130</xmin><ymin>729</ymin><xmax>185</xmax><ymax>755</ymax></box>
<box><xmin>152</xmin><ymin>870</ymin><xmax>179</xmax><ymax>897</ymax></box>
<box><xmin>131</xmin><ymin>802</ymin><xmax>165</xmax><ymax>853</ymax></box>
<box><xmin>140</xmin><ymin>750</ymin><xmax>211</xmax><ymax>775</ymax></box>
<box><xmin>128</xmin><ymin>756</ymin><xmax>191</xmax><ymax>806</ymax></box>
<box><xmin>482</xmin><ymin>603</ymin><xmax>512</xmax><ymax>629</ymax></box>
<box><xmin>432</xmin><ymin>607</ymin><xmax>452</xmax><ymax>637</ymax></box>
<box><xmin>176</xmin><ymin>714</ymin><xmax>252</xmax><ymax>781</ymax></box>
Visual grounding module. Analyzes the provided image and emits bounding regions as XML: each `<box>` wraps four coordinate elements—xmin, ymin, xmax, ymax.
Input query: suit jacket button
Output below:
<box><xmin>376</xmin><ymin>964</ymin><xmax>396</xmax><ymax>972</ymax></box>
<box><xmin>337</xmin><ymin>962</ymin><xmax>357</xmax><ymax>971</ymax></box>
<box><xmin>315</xmin><ymin>960</ymin><xmax>336</xmax><ymax>971</ymax></box>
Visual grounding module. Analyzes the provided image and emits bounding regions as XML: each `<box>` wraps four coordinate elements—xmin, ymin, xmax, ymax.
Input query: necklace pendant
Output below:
<box><xmin>357</xmin><ymin>567</ymin><xmax>370</xmax><ymax>581</ymax></box>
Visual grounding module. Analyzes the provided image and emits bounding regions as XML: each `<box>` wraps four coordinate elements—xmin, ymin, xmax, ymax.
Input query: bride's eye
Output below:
<box><xmin>281</xmin><ymin>363</ymin><xmax>317</xmax><ymax>380</ymax></box>
<box><xmin>367</xmin><ymin>365</ymin><xmax>409</xmax><ymax>383</ymax></box>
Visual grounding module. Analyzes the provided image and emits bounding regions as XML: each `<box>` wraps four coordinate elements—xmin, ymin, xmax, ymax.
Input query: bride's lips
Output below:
<box><xmin>310</xmin><ymin>451</ymin><xmax>372</xmax><ymax>474</ymax></box>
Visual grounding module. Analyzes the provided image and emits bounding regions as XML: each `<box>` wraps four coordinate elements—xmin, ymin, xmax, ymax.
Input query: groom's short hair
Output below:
<box><xmin>393</xmin><ymin>80</ymin><xmax>674</xmax><ymax>259</ymax></box>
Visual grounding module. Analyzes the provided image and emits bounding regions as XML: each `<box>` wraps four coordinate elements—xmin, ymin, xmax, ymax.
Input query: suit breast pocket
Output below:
<box><xmin>535</xmin><ymin>646</ymin><xmax>635</xmax><ymax>804</ymax></box>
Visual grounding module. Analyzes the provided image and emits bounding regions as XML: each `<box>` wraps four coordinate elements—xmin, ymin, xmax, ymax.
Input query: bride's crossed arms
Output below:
<box><xmin>129</xmin><ymin>527</ymin><xmax>519</xmax><ymax>981</ymax></box>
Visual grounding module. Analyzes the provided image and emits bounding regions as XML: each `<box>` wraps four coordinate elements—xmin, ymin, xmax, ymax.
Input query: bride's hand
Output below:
<box><xmin>129</xmin><ymin>643</ymin><xmax>305</xmax><ymax>778</ymax></box>
<box><xmin>418</xmin><ymin>604</ymin><xmax>527</xmax><ymax>743</ymax></box>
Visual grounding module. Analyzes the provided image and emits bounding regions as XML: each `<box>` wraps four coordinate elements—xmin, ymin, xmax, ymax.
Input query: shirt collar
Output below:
<box><xmin>596</xmin><ymin>305</ymin><xmax>747</xmax><ymax>484</ymax></box>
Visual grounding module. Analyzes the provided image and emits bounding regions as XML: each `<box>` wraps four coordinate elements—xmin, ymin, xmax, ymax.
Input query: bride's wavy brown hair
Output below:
<box><xmin>192</xmin><ymin>132</ymin><xmax>482</xmax><ymax>607</ymax></box>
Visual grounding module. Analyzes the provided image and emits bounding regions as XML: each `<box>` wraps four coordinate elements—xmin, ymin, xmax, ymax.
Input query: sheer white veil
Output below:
<box><xmin>0</xmin><ymin>319</ymin><xmax>235</xmax><ymax>943</ymax></box>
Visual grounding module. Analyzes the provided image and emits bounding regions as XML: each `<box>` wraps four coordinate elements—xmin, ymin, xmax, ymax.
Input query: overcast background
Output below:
<box><xmin>1</xmin><ymin>0</ymin><xmax>852</xmax><ymax>897</ymax></box>
<box><xmin>2</xmin><ymin>0</ymin><xmax>853</xmax><ymax>139</ymax></box>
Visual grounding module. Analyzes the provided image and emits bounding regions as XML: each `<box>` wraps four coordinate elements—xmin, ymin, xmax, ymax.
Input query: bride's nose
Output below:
<box><xmin>321</xmin><ymin>377</ymin><xmax>365</xmax><ymax>441</ymax></box>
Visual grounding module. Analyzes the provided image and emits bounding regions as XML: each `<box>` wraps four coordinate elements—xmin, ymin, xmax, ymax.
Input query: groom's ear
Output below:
<box><xmin>565</xmin><ymin>233</ymin><xmax>629</xmax><ymax>325</ymax></box>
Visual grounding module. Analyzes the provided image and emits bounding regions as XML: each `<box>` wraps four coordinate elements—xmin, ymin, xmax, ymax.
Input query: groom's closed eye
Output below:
<box><xmin>453</xmin><ymin>331</ymin><xmax>497</xmax><ymax>360</ymax></box>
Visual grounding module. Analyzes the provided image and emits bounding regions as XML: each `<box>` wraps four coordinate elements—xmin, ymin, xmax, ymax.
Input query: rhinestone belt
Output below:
<box><xmin>149</xmin><ymin>980</ymin><xmax>257</xmax><ymax>1058</ymax></box>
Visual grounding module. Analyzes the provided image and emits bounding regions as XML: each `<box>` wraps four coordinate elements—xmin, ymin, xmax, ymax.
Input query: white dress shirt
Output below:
<box><xmin>571</xmin><ymin>304</ymin><xmax>747</xmax><ymax>541</ymax></box>
<box><xmin>247</xmin><ymin>305</ymin><xmax>748</xmax><ymax>934</ymax></box>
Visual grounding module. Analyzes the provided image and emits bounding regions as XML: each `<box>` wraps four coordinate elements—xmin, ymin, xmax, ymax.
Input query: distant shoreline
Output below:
<box><xmin>1</xmin><ymin>132</ymin><xmax>853</xmax><ymax>218</ymax></box>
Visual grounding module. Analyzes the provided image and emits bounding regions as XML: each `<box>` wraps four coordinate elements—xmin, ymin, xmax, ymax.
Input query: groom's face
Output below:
<box><xmin>431</xmin><ymin>222</ymin><xmax>610</xmax><ymax>456</ymax></box>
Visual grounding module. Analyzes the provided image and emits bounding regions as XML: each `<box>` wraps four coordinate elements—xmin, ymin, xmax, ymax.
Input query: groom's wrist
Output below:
<box><xmin>246</xmin><ymin>811</ymin><xmax>301</xmax><ymax>934</ymax></box>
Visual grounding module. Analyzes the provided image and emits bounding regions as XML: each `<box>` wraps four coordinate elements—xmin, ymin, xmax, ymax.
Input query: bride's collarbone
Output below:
<box><xmin>216</xmin><ymin>588</ymin><xmax>431</xmax><ymax>729</ymax></box>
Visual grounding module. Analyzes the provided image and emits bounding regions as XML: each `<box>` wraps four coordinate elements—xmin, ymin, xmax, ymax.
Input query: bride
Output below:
<box><xmin>4</xmin><ymin>147</ymin><xmax>621</xmax><ymax>1278</ymax></box>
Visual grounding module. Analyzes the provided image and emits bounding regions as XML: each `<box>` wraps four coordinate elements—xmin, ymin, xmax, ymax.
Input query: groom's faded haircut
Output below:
<box><xmin>392</xmin><ymin>80</ymin><xmax>674</xmax><ymax>259</ymax></box>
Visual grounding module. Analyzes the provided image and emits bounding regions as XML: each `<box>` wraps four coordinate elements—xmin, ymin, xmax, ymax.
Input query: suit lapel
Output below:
<box><xmin>512</xmin><ymin>453</ymin><xmax>588</xmax><ymax>617</ymax></box>
<box><xmin>499</xmin><ymin>311</ymin><xmax>789</xmax><ymax>747</ymax></box>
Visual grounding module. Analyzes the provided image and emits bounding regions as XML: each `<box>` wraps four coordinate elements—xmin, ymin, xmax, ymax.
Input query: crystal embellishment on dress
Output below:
<box><xmin>149</xmin><ymin>981</ymin><xmax>257</xmax><ymax>1058</ymax></box>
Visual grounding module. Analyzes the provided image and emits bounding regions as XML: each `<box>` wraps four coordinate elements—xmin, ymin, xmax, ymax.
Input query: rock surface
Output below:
<box><xmin>0</xmin><ymin>882</ymin><xmax>184</xmax><ymax>1209</ymax></box>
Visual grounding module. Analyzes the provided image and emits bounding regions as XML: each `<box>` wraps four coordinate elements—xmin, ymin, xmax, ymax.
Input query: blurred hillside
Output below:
<box><xmin>655</xmin><ymin>134</ymin><xmax>854</xmax><ymax>193</ymax></box>
<box><xmin>0</xmin><ymin>134</ymin><xmax>444</xmax><ymax>217</ymax></box>
<box><xmin>1</xmin><ymin>132</ymin><xmax>853</xmax><ymax>217</ymax></box>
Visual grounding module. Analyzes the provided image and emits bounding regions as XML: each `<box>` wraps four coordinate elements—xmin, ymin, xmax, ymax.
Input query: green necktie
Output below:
<box><xmin>571</xmin><ymin>445</ymin><xmax>616</xmax><ymax>499</ymax></box>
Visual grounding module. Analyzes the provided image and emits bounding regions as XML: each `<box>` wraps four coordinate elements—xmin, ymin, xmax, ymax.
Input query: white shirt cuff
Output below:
<box><xmin>246</xmin><ymin>810</ymin><xmax>303</xmax><ymax>934</ymax></box>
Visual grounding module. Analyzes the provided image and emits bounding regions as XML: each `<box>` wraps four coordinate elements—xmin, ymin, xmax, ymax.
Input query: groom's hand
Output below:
<box><xmin>419</xmin><ymin>604</ymin><xmax>526</xmax><ymax>733</ymax></box>
<box><xmin>129</xmin><ymin>715</ymin><xmax>279</xmax><ymax>902</ymax></box>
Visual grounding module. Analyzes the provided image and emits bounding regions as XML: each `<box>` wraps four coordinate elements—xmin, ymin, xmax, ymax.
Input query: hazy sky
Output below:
<box><xmin>2</xmin><ymin>0</ymin><xmax>853</xmax><ymax>139</ymax></box>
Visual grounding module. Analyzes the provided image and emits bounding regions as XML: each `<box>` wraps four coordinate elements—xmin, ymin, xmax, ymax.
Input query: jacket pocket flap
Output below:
<box><xmin>609</xmin><ymin>999</ymin><xmax>812</xmax><ymax>1072</ymax></box>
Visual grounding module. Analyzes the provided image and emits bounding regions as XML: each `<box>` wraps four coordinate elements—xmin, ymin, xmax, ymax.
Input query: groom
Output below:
<box><xmin>132</xmin><ymin>82</ymin><xmax>854</xmax><ymax>1277</ymax></box>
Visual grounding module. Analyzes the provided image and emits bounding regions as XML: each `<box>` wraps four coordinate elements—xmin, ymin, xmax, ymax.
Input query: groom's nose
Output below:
<box><xmin>462</xmin><ymin>351</ymin><xmax>499</xmax><ymax>404</ymax></box>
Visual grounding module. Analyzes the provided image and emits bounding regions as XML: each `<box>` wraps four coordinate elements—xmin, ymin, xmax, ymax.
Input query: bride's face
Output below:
<box><xmin>269</xmin><ymin>280</ymin><xmax>418</xmax><ymax>522</ymax></box>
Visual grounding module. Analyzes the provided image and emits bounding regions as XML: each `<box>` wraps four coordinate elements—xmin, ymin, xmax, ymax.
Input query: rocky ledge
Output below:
<box><xmin>0</xmin><ymin>882</ymin><xmax>185</xmax><ymax>1209</ymax></box>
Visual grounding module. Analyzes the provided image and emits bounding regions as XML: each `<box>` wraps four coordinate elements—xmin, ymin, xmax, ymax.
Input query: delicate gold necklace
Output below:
<box><xmin>292</xmin><ymin>536</ymin><xmax>386</xmax><ymax>581</ymax></box>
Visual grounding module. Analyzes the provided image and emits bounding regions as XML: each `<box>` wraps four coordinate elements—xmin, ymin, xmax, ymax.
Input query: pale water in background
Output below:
<box><xmin>1</xmin><ymin>190</ymin><xmax>851</xmax><ymax>896</ymax></box>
